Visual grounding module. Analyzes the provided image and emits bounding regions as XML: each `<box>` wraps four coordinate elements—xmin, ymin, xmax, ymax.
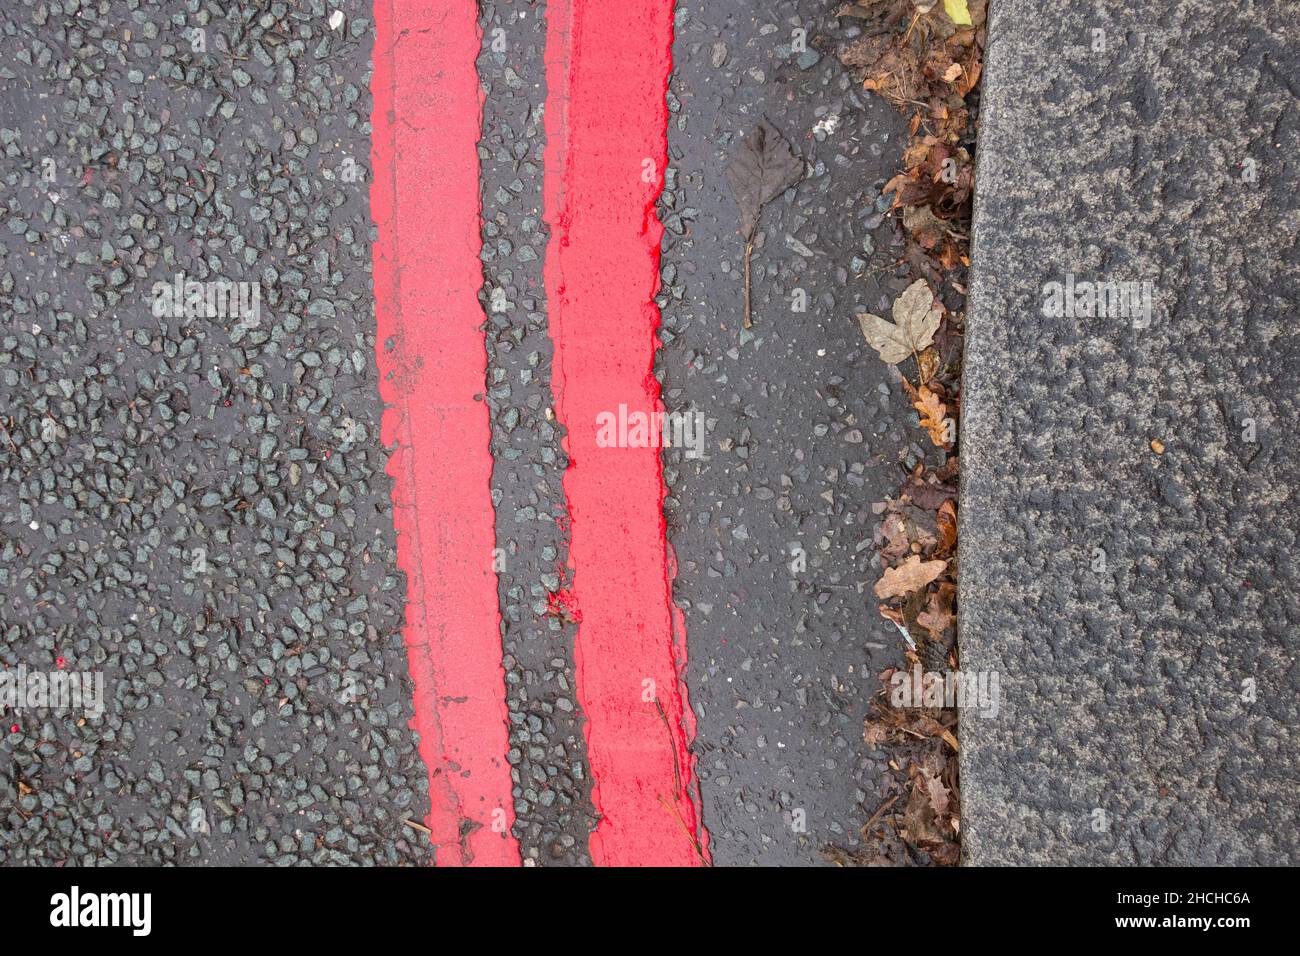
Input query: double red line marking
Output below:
<box><xmin>371</xmin><ymin>0</ymin><xmax>708</xmax><ymax>866</ymax></box>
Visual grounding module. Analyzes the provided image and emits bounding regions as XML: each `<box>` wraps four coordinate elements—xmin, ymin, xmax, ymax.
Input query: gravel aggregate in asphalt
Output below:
<box><xmin>0</xmin><ymin>0</ymin><xmax>429</xmax><ymax>865</ymax></box>
<box><xmin>476</xmin><ymin>0</ymin><xmax>596</xmax><ymax>867</ymax></box>
<box><xmin>0</xmin><ymin>0</ymin><xmax>937</xmax><ymax>868</ymax></box>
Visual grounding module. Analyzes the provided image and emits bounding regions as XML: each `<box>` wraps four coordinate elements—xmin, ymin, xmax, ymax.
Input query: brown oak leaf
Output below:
<box><xmin>934</xmin><ymin>498</ymin><xmax>958</xmax><ymax>557</ymax></box>
<box><xmin>916</xmin><ymin>582</ymin><xmax>956</xmax><ymax>640</ymax></box>
<box><xmin>875</xmin><ymin>555</ymin><xmax>948</xmax><ymax>599</ymax></box>
<box><xmin>911</xmin><ymin>384</ymin><xmax>949</xmax><ymax>447</ymax></box>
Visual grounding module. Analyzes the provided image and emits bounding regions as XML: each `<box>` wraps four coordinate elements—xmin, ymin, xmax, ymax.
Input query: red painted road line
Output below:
<box><xmin>371</xmin><ymin>0</ymin><xmax>519</xmax><ymax>867</ymax></box>
<box><xmin>543</xmin><ymin>0</ymin><xmax>710</xmax><ymax>866</ymax></box>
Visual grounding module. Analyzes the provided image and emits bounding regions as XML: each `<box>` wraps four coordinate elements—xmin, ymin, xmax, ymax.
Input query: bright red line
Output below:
<box><xmin>371</xmin><ymin>0</ymin><xmax>519</xmax><ymax>867</ymax></box>
<box><xmin>543</xmin><ymin>0</ymin><xmax>710</xmax><ymax>866</ymax></box>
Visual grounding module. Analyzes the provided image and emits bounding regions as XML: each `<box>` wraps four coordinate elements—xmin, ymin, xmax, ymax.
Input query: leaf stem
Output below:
<box><xmin>743</xmin><ymin>239</ymin><xmax>754</xmax><ymax>329</ymax></box>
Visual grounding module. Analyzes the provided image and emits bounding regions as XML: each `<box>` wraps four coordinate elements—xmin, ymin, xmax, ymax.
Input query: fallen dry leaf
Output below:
<box><xmin>920</xmin><ymin>764</ymin><xmax>951</xmax><ymax>819</ymax></box>
<box><xmin>874</xmin><ymin>554</ymin><xmax>948</xmax><ymax>599</ymax></box>
<box><xmin>858</xmin><ymin>279</ymin><xmax>942</xmax><ymax>365</ymax></box>
<box><xmin>934</xmin><ymin>498</ymin><xmax>957</xmax><ymax>556</ymax></box>
<box><xmin>916</xmin><ymin>582</ymin><xmax>956</xmax><ymax>640</ymax></box>
<box><xmin>911</xmin><ymin>384</ymin><xmax>949</xmax><ymax>446</ymax></box>
<box><xmin>917</xmin><ymin>346</ymin><xmax>941</xmax><ymax>383</ymax></box>
<box><xmin>864</xmin><ymin>721</ymin><xmax>890</xmax><ymax>748</ymax></box>
<box><xmin>725</xmin><ymin>117</ymin><xmax>805</xmax><ymax>328</ymax></box>
<box><xmin>878</xmin><ymin>512</ymin><xmax>914</xmax><ymax>561</ymax></box>
<box><xmin>903</xmin><ymin>769</ymin><xmax>948</xmax><ymax>844</ymax></box>
<box><xmin>725</xmin><ymin>117</ymin><xmax>804</xmax><ymax>241</ymax></box>
<box><xmin>901</xmin><ymin>468</ymin><xmax>958</xmax><ymax>510</ymax></box>
<box><xmin>958</xmin><ymin>55</ymin><xmax>982</xmax><ymax>96</ymax></box>
<box><xmin>902</xmin><ymin>203</ymin><xmax>947</xmax><ymax>249</ymax></box>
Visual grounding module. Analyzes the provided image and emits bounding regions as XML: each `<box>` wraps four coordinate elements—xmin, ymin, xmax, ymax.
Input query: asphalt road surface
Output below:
<box><xmin>7</xmin><ymin>0</ymin><xmax>1298</xmax><ymax>870</ymax></box>
<box><xmin>0</xmin><ymin>0</ymin><xmax>926</xmax><ymax>867</ymax></box>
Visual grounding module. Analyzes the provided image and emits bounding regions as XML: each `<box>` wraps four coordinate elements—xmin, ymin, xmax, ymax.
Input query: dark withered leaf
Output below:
<box><xmin>903</xmin><ymin>475</ymin><xmax>958</xmax><ymax>510</ymax></box>
<box><xmin>725</xmin><ymin>117</ymin><xmax>804</xmax><ymax>240</ymax></box>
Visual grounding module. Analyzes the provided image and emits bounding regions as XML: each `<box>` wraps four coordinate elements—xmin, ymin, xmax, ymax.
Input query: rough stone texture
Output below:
<box><xmin>960</xmin><ymin>0</ymin><xmax>1299</xmax><ymax>864</ymax></box>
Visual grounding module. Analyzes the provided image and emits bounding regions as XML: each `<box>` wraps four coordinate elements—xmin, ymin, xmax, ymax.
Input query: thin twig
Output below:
<box><xmin>658</xmin><ymin>795</ymin><xmax>707</xmax><ymax>865</ymax></box>
<box><xmin>903</xmin><ymin>10</ymin><xmax>923</xmax><ymax>43</ymax></box>
<box><xmin>861</xmin><ymin>793</ymin><xmax>902</xmax><ymax>837</ymax></box>
<box><xmin>652</xmin><ymin>699</ymin><xmax>705</xmax><ymax>862</ymax></box>
<box><xmin>0</xmin><ymin>418</ymin><xmax>18</xmax><ymax>454</ymax></box>
<box><xmin>654</xmin><ymin>698</ymin><xmax>682</xmax><ymax>795</ymax></box>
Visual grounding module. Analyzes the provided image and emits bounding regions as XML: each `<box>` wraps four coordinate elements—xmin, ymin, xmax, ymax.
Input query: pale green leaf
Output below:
<box><xmin>943</xmin><ymin>0</ymin><xmax>972</xmax><ymax>26</ymax></box>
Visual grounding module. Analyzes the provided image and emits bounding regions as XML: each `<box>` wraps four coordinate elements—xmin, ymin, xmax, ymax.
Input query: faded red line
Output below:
<box><xmin>371</xmin><ymin>0</ymin><xmax>518</xmax><ymax>867</ymax></box>
<box><xmin>543</xmin><ymin>0</ymin><xmax>709</xmax><ymax>866</ymax></box>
